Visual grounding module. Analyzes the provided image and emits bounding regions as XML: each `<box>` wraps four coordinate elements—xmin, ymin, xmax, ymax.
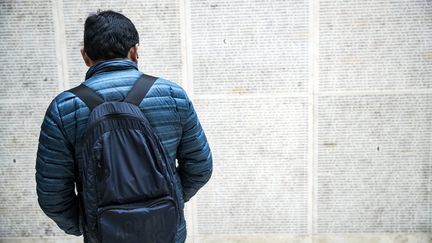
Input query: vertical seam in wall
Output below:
<box><xmin>308</xmin><ymin>0</ymin><xmax>320</xmax><ymax>238</ymax></box>
<box><xmin>313</xmin><ymin>0</ymin><xmax>320</xmax><ymax>236</ymax></box>
<box><xmin>430</xmin><ymin>129</ymin><xmax>432</xmax><ymax>233</ymax></box>
<box><xmin>307</xmin><ymin>0</ymin><xmax>314</xmax><ymax>235</ymax></box>
<box><xmin>180</xmin><ymin>0</ymin><xmax>194</xmax><ymax>98</ymax></box>
<box><xmin>52</xmin><ymin>0</ymin><xmax>69</xmax><ymax>91</ymax></box>
<box><xmin>179</xmin><ymin>0</ymin><xmax>196</xmax><ymax>242</ymax></box>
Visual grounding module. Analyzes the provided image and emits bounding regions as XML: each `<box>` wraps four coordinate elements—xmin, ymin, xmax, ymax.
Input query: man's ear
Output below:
<box><xmin>127</xmin><ymin>43</ymin><xmax>139</xmax><ymax>64</ymax></box>
<box><xmin>80</xmin><ymin>48</ymin><xmax>94</xmax><ymax>67</ymax></box>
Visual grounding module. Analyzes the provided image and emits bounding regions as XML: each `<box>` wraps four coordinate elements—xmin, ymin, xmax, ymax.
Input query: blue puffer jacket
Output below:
<box><xmin>35</xmin><ymin>59</ymin><xmax>212</xmax><ymax>242</ymax></box>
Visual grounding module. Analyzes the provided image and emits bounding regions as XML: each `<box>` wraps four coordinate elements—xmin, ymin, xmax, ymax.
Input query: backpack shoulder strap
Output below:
<box><xmin>68</xmin><ymin>84</ymin><xmax>104</xmax><ymax>110</ymax></box>
<box><xmin>124</xmin><ymin>74</ymin><xmax>158</xmax><ymax>106</ymax></box>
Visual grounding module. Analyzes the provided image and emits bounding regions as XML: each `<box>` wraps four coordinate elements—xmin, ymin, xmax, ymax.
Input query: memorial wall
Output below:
<box><xmin>0</xmin><ymin>0</ymin><xmax>430</xmax><ymax>242</ymax></box>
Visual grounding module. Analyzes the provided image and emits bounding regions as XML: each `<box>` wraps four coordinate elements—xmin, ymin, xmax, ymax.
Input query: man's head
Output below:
<box><xmin>81</xmin><ymin>10</ymin><xmax>139</xmax><ymax>66</ymax></box>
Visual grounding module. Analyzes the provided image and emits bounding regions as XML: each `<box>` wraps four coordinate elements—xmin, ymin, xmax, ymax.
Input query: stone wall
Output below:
<box><xmin>0</xmin><ymin>0</ymin><xmax>430</xmax><ymax>242</ymax></box>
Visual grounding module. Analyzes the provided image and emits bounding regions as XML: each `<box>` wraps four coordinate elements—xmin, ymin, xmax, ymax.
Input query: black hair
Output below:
<box><xmin>83</xmin><ymin>10</ymin><xmax>139</xmax><ymax>61</ymax></box>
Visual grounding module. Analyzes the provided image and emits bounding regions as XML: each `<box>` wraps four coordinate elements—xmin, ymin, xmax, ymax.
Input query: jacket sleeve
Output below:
<box><xmin>35</xmin><ymin>98</ymin><xmax>81</xmax><ymax>236</ymax></box>
<box><xmin>176</xmin><ymin>92</ymin><xmax>213</xmax><ymax>202</ymax></box>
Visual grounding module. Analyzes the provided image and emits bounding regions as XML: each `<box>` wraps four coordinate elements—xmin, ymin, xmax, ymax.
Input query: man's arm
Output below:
<box><xmin>35</xmin><ymin>98</ymin><xmax>81</xmax><ymax>235</ymax></box>
<box><xmin>177</xmin><ymin>93</ymin><xmax>213</xmax><ymax>202</ymax></box>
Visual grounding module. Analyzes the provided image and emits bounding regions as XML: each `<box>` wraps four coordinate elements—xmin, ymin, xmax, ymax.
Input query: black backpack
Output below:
<box><xmin>69</xmin><ymin>74</ymin><xmax>180</xmax><ymax>243</ymax></box>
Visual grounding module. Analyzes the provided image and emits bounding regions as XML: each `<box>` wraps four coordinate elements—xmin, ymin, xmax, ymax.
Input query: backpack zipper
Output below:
<box><xmin>98</xmin><ymin>195</ymin><xmax>176</xmax><ymax>214</ymax></box>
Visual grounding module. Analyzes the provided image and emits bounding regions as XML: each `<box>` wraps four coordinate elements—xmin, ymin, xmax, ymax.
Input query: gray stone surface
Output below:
<box><xmin>190</xmin><ymin>0</ymin><xmax>309</xmax><ymax>96</ymax></box>
<box><xmin>319</xmin><ymin>0</ymin><xmax>432</xmax><ymax>91</ymax></box>
<box><xmin>62</xmin><ymin>0</ymin><xmax>183</xmax><ymax>87</ymax></box>
<box><xmin>0</xmin><ymin>0</ymin><xmax>64</xmax><ymax>237</ymax></box>
<box><xmin>0</xmin><ymin>0</ymin><xmax>431</xmax><ymax>242</ymax></box>
<box><xmin>317</xmin><ymin>94</ymin><xmax>432</xmax><ymax>232</ymax></box>
<box><xmin>194</xmin><ymin>97</ymin><xmax>309</xmax><ymax>234</ymax></box>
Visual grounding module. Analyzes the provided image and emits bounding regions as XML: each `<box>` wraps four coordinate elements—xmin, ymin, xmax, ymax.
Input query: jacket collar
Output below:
<box><xmin>85</xmin><ymin>58</ymin><xmax>138</xmax><ymax>80</ymax></box>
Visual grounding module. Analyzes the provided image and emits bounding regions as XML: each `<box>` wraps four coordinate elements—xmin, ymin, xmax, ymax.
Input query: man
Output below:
<box><xmin>35</xmin><ymin>10</ymin><xmax>212</xmax><ymax>243</ymax></box>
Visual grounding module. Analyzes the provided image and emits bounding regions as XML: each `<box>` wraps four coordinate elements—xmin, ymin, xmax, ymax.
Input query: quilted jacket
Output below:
<box><xmin>35</xmin><ymin>58</ymin><xmax>213</xmax><ymax>242</ymax></box>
